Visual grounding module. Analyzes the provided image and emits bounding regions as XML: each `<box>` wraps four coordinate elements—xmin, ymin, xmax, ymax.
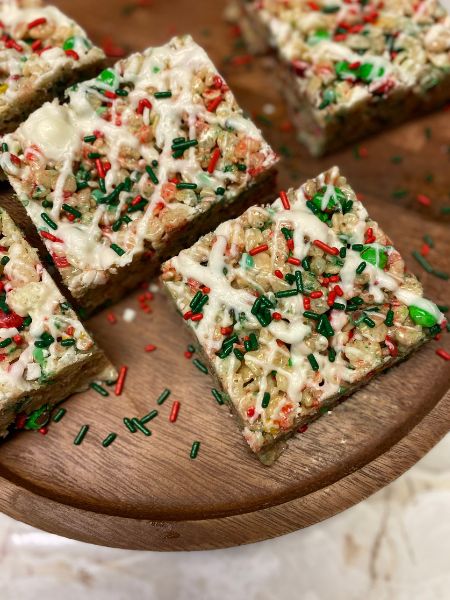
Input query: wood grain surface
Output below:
<box><xmin>0</xmin><ymin>0</ymin><xmax>448</xmax><ymax>551</ymax></box>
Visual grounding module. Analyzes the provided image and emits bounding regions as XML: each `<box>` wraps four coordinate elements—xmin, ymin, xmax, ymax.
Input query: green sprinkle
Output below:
<box><xmin>145</xmin><ymin>165</ymin><xmax>159</xmax><ymax>184</ymax></box>
<box><xmin>190</xmin><ymin>440</ymin><xmax>200</xmax><ymax>459</ymax></box>
<box><xmin>216</xmin><ymin>187</ymin><xmax>225</xmax><ymax>196</ymax></box>
<box><xmin>352</xmin><ymin>244</ymin><xmax>364</xmax><ymax>251</ymax></box>
<box><xmin>302</xmin><ymin>257</ymin><xmax>311</xmax><ymax>271</ymax></box>
<box><xmin>123</xmin><ymin>417</ymin><xmax>136</xmax><ymax>433</ymax></box>
<box><xmin>156</xmin><ymin>388</ymin><xmax>171</xmax><ymax>405</ymax></box>
<box><xmin>440</xmin><ymin>206</ymin><xmax>450</xmax><ymax>215</ymax></box>
<box><xmin>332</xmin><ymin>302</ymin><xmax>346</xmax><ymax>310</ymax></box>
<box><xmin>41</xmin><ymin>213</ymin><xmax>57</xmax><ymax>230</ymax></box>
<box><xmin>339</xmin><ymin>247</ymin><xmax>347</xmax><ymax>258</ymax></box>
<box><xmin>317</xmin><ymin>313</ymin><xmax>335</xmax><ymax>338</ymax></box>
<box><xmin>0</xmin><ymin>337</ymin><xmax>12</xmax><ymax>348</ymax></box>
<box><xmin>391</xmin><ymin>155</ymin><xmax>403</xmax><ymax>164</ymax></box>
<box><xmin>437</xmin><ymin>305</ymin><xmax>448</xmax><ymax>313</ymax></box>
<box><xmin>392</xmin><ymin>188</ymin><xmax>408</xmax><ymax>199</ymax></box>
<box><xmin>193</xmin><ymin>358</ymin><xmax>208</xmax><ymax>374</ymax></box>
<box><xmin>190</xmin><ymin>291</ymin><xmax>203</xmax><ymax>310</ymax></box>
<box><xmin>1</xmin><ymin>142</ymin><xmax>8</xmax><ymax>152</ymax></box>
<box><xmin>233</xmin><ymin>348</ymin><xmax>245</xmax><ymax>361</ymax></box>
<box><xmin>60</xmin><ymin>338</ymin><xmax>76</xmax><ymax>347</ymax></box>
<box><xmin>261</xmin><ymin>392</ymin><xmax>271</xmax><ymax>408</ymax></box>
<box><xmin>111</xmin><ymin>243</ymin><xmax>125</xmax><ymax>256</ymax></box>
<box><xmin>212</xmin><ymin>388</ymin><xmax>224</xmax><ymax>405</ymax></box>
<box><xmin>52</xmin><ymin>407</ymin><xmax>66</xmax><ymax>422</ymax></box>
<box><xmin>131</xmin><ymin>418</ymin><xmax>151</xmax><ymax>436</ymax></box>
<box><xmin>102</xmin><ymin>433</ymin><xmax>117</xmax><ymax>447</ymax></box>
<box><xmin>0</xmin><ymin>256</ymin><xmax>9</xmax><ymax>266</ymax></box>
<box><xmin>303</xmin><ymin>310</ymin><xmax>319</xmax><ymax>320</ymax></box>
<box><xmin>295</xmin><ymin>270</ymin><xmax>304</xmax><ymax>294</ymax></box>
<box><xmin>176</xmin><ymin>180</ymin><xmax>199</xmax><ymax>190</ymax></box>
<box><xmin>356</xmin><ymin>262</ymin><xmax>367</xmax><ymax>274</ymax></box>
<box><xmin>328</xmin><ymin>348</ymin><xmax>336</xmax><ymax>362</ymax></box>
<box><xmin>307</xmin><ymin>353</ymin><xmax>319</xmax><ymax>372</ymax></box>
<box><xmin>88</xmin><ymin>152</ymin><xmax>101</xmax><ymax>159</ymax></box>
<box><xmin>74</xmin><ymin>424</ymin><xmax>89</xmax><ymax>445</ymax></box>
<box><xmin>412</xmin><ymin>250</ymin><xmax>434</xmax><ymax>273</ymax></box>
<box><xmin>362</xmin><ymin>314</ymin><xmax>376</xmax><ymax>328</ymax></box>
<box><xmin>90</xmin><ymin>382</ymin><xmax>109</xmax><ymax>397</ymax></box>
<box><xmin>83</xmin><ymin>135</ymin><xmax>97</xmax><ymax>143</ymax></box>
<box><xmin>432</xmin><ymin>269</ymin><xmax>449</xmax><ymax>280</ymax></box>
<box><xmin>275</xmin><ymin>289</ymin><xmax>298</xmax><ymax>298</ymax></box>
<box><xmin>385</xmin><ymin>309</ymin><xmax>394</xmax><ymax>326</ymax></box>
<box><xmin>62</xmin><ymin>204</ymin><xmax>82</xmax><ymax>218</ymax></box>
<box><xmin>141</xmin><ymin>409</ymin><xmax>158</xmax><ymax>424</ymax></box>
<box><xmin>154</xmin><ymin>91</ymin><xmax>172</xmax><ymax>98</ymax></box>
<box><xmin>423</xmin><ymin>234</ymin><xmax>434</xmax><ymax>248</ymax></box>
<box><xmin>188</xmin><ymin>344</ymin><xmax>196</xmax><ymax>353</ymax></box>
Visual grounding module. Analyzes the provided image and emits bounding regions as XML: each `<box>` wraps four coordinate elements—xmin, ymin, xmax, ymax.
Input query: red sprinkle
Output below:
<box><xmin>207</xmin><ymin>95</ymin><xmax>223</xmax><ymax>113</ymax></box>
<box><xmin>145</xmin><ymin>344</ymin><xmax>157</xmax><ymax>352</ymax></box>
<box><xmin>334</xmin><ymin>285</ymin><xmax>344</xmax><ymax>297</ymax></box>
<box><xmin>184</xmin><ymin>351</ymin><xmax>193</xmax><ymax>359</ymax></box>
<box><xmin>247</xmin><ymin>406</ymin><xmax>255</xmax><ymax>418</ymax></box>
<box><xmin>52</xmin><ymin>254</ymin><xmax>70</xmax><ymax>268</ymax></box>
<box><xmin>286</xmin><ymin>239</ymin><xmax>294</xmax><ymax>251</ymax></box>
<box><xmin>298</xmin><ymin>424</ymin><xmax>308</xmax><ymax>434</ymax></box>
<box><xmin>191</xmin><ymin>313</ymin><xmax>203</xmax><ymax>322</ymax></box>
<box><xmin>274</xmin><ymin>269</ymin><xmax>284</xmax><ymax>279</ymax></box>
<box><xmin>287</xmin><ymin>256</ymin><xmax>301</xmax><ymax>266</ymax></box>
<box><xmin>313</xmin><ymin>240</ymin><xmax>339</xmax><ymax>255</ymax></box>
<box><xmin>249</xmin><ymin>244</ymin><xmax>268</xmax><ymax>256</ymax></box>
<box><xmin>39</xmin><ymin>426</ymin><xmax>49</xmax><ymax>436</ymax></box>
<box><xmin>310</xmin><ymin>291</ymin><xmax>323</xmax><ymax>299</ymax></box>
<box><xmin>279</xmin><ymin>190</ymin><xmax>290</xmax><ymax>210</ymax></box>
<box><xmin>64</xmin><ymin>49</ymin><xmax>80</xmax><ymax>61</ymax></box>
<box><xmin>220</xmin><ymin>326</ymin><xmax>233</xmax><ymax>335</ymax></box>
<box><xmin>436</xmin><ymin>348</ymin><xmax>450</xmax><ymax>361</ymax></box>
<box><xmin>272</xmin><ymin>312</ymin><xmax>282</xmax><ymax>320</ymax></box>
<box><xmin>28</xmin><ymin>17</ymin><xmax>47</xmax><ymax>29</ymax></box>
<box><xmin>107</xmin><ymin>312</ymin><xmax>117</xmax><ymax>324</ymax></box>
<box><xmin>13</xmin><ymin>334</ymin><xmax>22</xmax><ymax>345</ymax></box>
<box><xmin>327</xmin><ymin>291</ymin><xmax>336</xmax><ymax>307</ymax></box>
<box><xmin>169</xmin><ymin>401</ymin><xmax>180</xmax><ymax>423</ymax></box>
<box><xmin>329</xmin><ymin>275</ymin><xmax>340</xmax><ymax>283</ymax></box>
<box><xmin>303</xmin><ymin>297</ymin><xmax>311</xmax><ymax>310</ymax></box>
<box><xmin>95</xmin><ymin>158</ymin><xmax>105</xmax><ymax>178</ymax></box>
<box><xmin>137</xmin><ymin>98</ymin><xmax>152</xmax><ymax>115</ymax></box>
<box><xmin>31</xmin><ymin>39</ymin><xmax>42</xmax><ymax>52</ymax></box>
<box><xmin>385</xmin><ymin>336</ymin><xmax>398</xmax><ymax>358</ymax></box>
<box><xmin>207</xmin><ymin>147</ymin><xmax>221</xmax><ymax>173</ymax></box>
<box><xmin>421</xmin><ymin>243</ymin><xmax>430</xmax><ymax>257</ymax></box>
<box><xmin>115</xmin><ymin>366</ymin><xmax>128</xmax><ymax>396</ymax></box>
<box><xmin>40</xmin><ymin>231</ymin><xmax>63</xmax><ymax>243</ymax></box>
<box><xmin>417</xmin><ymin>193</ymin><xmax>431</xmax><ymax>207</ymax></box>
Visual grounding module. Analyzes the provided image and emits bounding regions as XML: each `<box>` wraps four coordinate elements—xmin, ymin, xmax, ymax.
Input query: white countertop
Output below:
<box><xmin>0</xmin><ymin>432</ymin><xmax>449</xmax><ymax>600</ymax></box>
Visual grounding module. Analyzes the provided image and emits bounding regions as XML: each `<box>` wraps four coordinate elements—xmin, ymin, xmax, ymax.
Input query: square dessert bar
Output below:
<box><xmin>237</xmin><ymin>0</ymin><xmax>450</xmax><ymax>155</ymax></box>
<box><xmin>0</xmin><ymin>0</ymin><xmax>105</xmax><ymax>133</ymax></box>
<box><xmin>0</xmin><ymin>35</ymin><xmax>278</xmax><ymax>312</ymax></box>
<box><xmin>0</xmin><ymin>207</ymin><xmax>116</xmax><ymax>437</ymax></box>
<box><xmin>162</xmin><ymin>167</ymin><xmax>445</xmax><ymax>463</ymax></box>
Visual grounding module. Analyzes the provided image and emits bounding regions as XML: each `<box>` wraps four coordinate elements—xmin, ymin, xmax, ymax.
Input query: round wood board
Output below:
<box><xmin>0</xmin><ymin>0</ymin><xmax>449</xmax><ymax>551</ymax></box>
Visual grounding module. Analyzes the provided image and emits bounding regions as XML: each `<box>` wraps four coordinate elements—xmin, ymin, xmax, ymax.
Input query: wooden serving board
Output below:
<box><xmin>0</xmin><ymin>0</ymin><xmax>449</xmax><ymax>551</ymax></box>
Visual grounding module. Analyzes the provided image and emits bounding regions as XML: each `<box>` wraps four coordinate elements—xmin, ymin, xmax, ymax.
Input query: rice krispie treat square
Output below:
<box><xmin>236</xmin><ymin>0</ymin><xmax>450</xmax><ymax>155</ymax></box>
<box><xmin>162</xmin><ymin>167</ymin><xmax>445</xmax><ymax>463</ymax></box>
<box><xmin>0</xmin><ymin>0</ymin><xmax>105</xmax><ymax>133</ymax></box>
<box><xmin>0</xmin><ymin>35</ymin><xmax>278</xmax><ymax>312</ymax></box>
<box><xmin>0</xmin><ymin>207</ymin><xmax>116</xmax><ymax>437</ymax></box>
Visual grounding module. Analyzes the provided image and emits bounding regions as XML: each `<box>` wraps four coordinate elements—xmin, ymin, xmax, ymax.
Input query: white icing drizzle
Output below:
<box><xmin>1</xmin><ymin>36</ymin><xmax>277</xmax><ymax>299</ymax></box>
<box><xmin>0</xmin><ymin>2</ymin><xmax>103</xmax><ymax>103</ymax></box>
<box><xmin>164</xmin><ymin>167</ymin><xmax>445</xmax><ymax>453</ymax></box>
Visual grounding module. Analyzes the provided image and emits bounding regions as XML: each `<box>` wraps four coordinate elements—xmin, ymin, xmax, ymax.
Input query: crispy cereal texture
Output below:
<box><xmin>162</xmin><ymin>167</ymin><xmax>445</xmax><ymax>463</ymax></box>
<box><xmin>0</xmin><ymin>207</ymin><xmax>116</xmax><ymax>437</ymax></box>
<box><xmin>237</xmin><ymin>0</ymin><xmax>450</xmax><ymax>155</ymax></box>
<box><xmin>1</xmin><ymin>35</ymin><xmax>278</xmax><ymax>312</ymax></box>
<box><xmin>0</xmin><ymin>0</ymin><xmax>105</xmax><ymax>133</ymax></box>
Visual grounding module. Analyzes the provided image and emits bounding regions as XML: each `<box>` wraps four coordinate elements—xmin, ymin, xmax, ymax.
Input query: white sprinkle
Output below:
<box><xmin>149</xmin><ymin>283</ymin><xmax>160</xmax><ymax>293</ymax></box>
<box><xmin>123</xmin><ymin>308</ymin><xmax>136</xmax><ymax>322</ymax></box>
<box><xmin>263</xmin><ymin>103</ymin><xmax>275</xmax><ymax>115</ymax></box>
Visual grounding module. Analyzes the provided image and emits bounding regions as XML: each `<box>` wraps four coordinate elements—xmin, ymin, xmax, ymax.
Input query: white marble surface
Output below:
<box><xmin>0</xmin><ymin>433</ymin><xmax>449</xmax><ymax>600</ymax></box>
